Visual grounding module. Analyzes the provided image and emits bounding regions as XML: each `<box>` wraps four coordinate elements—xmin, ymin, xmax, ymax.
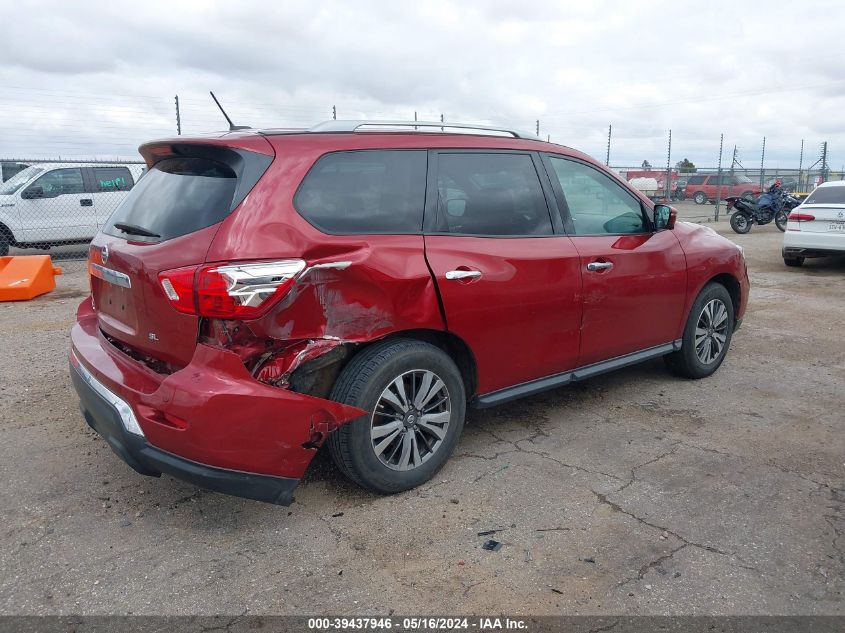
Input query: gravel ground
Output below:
<box><xmin>0</xmin><ymin>221</ymin><xmax>842</xmax><ymax>616</ymax></box>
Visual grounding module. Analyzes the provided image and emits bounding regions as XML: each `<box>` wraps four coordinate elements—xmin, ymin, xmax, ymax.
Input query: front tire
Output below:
<box><xmin>327</xmin><ymin>339</ymin><xmax>466</xmax><ymax>494</ymax></box>
<box><xmin>775</xmin><ymin>210</ymin><xmax>788</xmax><ymax>232</ymax></box>
<box><xmin>730</xmin><ymin>212</ymin><xmax>752</xmax><ymax>234</ymax></box>
<box><xmin>0</xmin><ymin>230</ymin><xmax>10</xmax><ymax>257</ymax></box>
<box><xmin>665</xmin><ymin>283</ymin><xmax>734</xmax><ymax>379</ymax></box>
<box><xmin>693</xmin><ymin>191</ymin><xmax>707</xmax><ymax>205</ymax></box>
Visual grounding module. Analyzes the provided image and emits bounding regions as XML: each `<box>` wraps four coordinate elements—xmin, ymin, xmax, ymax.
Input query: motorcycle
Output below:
<box><xmin>726</xmin><ymin>183</ymin><xmax>801</xmax><ymax>234</ymax></box>
<box><xmin>670</xmin><ymin>180</ymin><xmax>687</xmax><ymax>201</ymax></box>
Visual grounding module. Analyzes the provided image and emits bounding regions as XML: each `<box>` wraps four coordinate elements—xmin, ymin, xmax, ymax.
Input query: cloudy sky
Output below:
<box><xmin>1</xmin><ymin>0</ymin><xmax>842</xmax><ymax>170</ymax></box>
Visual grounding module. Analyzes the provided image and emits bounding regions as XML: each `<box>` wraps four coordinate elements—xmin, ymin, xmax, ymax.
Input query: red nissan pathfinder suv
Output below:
<box><xmin>70</xmin><ymin>121</ymin><xmax>749</xmax><ymax>505</ymax></box>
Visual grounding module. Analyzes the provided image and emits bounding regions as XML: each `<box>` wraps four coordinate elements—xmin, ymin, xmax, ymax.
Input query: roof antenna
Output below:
<box><xmin>209</xmin><ymin>91</ymin><xmax>251</xmax><ymax>131</ymax></box>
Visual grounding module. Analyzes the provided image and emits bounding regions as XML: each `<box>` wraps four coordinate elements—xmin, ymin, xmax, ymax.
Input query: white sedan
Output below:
<box><xmin>783</xmin><ymin>180</ymin><xmax>845</xmax><ymax>266</ymax></box>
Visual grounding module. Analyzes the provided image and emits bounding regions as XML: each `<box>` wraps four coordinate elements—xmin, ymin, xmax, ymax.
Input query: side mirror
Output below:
<box><xmin>653</xmin><ymin>204</ymin><xmax>676</xmax><ymax>230</ymax></box>
<box><xmin>21</xmin><ymin>186</ymin><xmax>44</xmax><ymax>199</ymax></box>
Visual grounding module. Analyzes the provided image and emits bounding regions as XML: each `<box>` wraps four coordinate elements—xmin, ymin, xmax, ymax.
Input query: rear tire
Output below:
<box><xmin>730</xmin><ymin>212</ymin><xmax>752</xmax><ymax>234</ymax></box>
<box><xmin>327</xmin><ymin>338</ymin><xmax>466</xmax><ymax>494</ymax></box>
<box><xmin>693</xmin><ymin>191</ymin><xmax>707</xmax><ymax>205</ymax></box>
<box><xmin>665</xmin><ymin>283</ymin><xmax>734</xmax><ymax>379</ymax></box>
<box><xmin>784</xmin><ymin>256</ymin><xmax>804</xmax><ymax>267</ymax></box>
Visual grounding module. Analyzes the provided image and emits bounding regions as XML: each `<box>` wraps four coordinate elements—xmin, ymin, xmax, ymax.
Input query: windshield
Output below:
<box><xmin>734</xmin><ymin>174</ymin><xmax>752</xmax><ymax>184</ymax></box>
<box><xmin>0</xmin><ymin>166</ymin><xmax>43</xmax><ymax>195</ymax></box>
<box><xmin>805</xmin><ymin>186</ymin><xmax>845</xmax><ymax>205</ymax></box>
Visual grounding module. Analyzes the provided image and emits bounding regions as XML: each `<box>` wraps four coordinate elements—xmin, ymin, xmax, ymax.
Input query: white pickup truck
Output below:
<box><xmin>0</xmin><ymin>163</ymin><xmax>145</xmax><ymax>255</ymax></box>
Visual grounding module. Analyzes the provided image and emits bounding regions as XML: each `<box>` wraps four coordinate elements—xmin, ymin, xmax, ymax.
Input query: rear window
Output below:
<box><xmin>294</xmin><ymin>150</ymin><xmax>426</xmax><ymax>233</ymax></box>
<box><xmin>687</xmin><ymin>175</ymin><xmax>706</xmax><ymax>185</ymax></box>
<box><xmin>805</xmin><ymin>186</ymin><xmax>845</xmax><ymax>205</ymax></box>
<box><xmin>103</xmin><ymin>157</ymin><xmax>237</xmax><ymax>241</ymax></box>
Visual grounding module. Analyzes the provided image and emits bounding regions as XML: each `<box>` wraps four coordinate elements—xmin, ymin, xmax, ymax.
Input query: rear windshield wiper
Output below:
<box><xmin>113</xmin><ymin>222</ymin><xmax>161</xmax><ymax>238</ymax></box>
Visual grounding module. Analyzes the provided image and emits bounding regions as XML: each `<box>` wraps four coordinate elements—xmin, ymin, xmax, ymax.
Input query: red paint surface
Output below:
<box><xmin>423</xmin><ymin>235</ymin><xmax>582</xmax><ymax>393</ymax></box>
<box><xmin>571</xmin><ymin>231</ymin><xmax>688</xmax><ymax>366</ymax></box>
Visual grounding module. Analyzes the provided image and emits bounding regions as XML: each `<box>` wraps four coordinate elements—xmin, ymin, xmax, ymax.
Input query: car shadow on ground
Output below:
<box><xmin>300</xmin><ymin>358</ymin><xmax>671</xmax><ymax>495</ymax></box>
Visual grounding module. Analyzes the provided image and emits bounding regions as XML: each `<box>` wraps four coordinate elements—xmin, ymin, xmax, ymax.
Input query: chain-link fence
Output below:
<box><xmin>610</xmin><ymin>165</ymin><xmax>844</xmax><ymax>222</ymax></box>
<box><xmin>2</xmin><ymin>90</ymin><xmax>841</xmax><ymax>262</ymax></box>
<box><xmin>1</xmin><ymin>159</ymin><xmax>145</xmax><ymax>265</ymax></box>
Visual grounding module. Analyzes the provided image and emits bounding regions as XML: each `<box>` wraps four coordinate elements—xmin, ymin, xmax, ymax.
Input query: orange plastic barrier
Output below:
<box><xmin>0</xmin><ymin>256</ymin><xmax>63</xmax><ymax>301</ymax></box>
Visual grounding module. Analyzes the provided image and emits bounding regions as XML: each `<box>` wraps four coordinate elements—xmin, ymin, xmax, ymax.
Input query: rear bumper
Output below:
<box><xmin>71</xmin><ymin>361</ymin><xmax>299</xmax><ymax>505</ymax></box>
<box><xmin>69</xmin><ymin>298</ymin><xmax>366</xmax><ymax>504</ymax></box>
<box><xmin>783</xmin><ymin>246</ymin><xmax>845</xmax><ymax>259</ymax></box>
<box><xmin>783</xmin><ymin>231</ymin><xmax>845</xmax><ymax>257</ymax></box>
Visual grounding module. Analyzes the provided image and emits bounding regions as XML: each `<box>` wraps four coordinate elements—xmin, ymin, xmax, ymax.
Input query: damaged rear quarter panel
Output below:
<box><xmin>203</xmin><ymin>135</ymin><xmax>446</xmax><ymax>391</ymax></box>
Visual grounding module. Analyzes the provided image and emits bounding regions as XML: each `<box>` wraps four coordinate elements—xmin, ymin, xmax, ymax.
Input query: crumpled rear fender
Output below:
<box><xmin>71</xmin><ymin>309</ymin><xmax>367</xmax><ymax>479</ymax></box>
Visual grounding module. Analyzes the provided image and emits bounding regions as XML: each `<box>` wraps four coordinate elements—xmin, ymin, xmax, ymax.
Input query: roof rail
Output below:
<box><xmin>309</xmin><ymin>120</ymin><xmax>540</xmax><ymax>140</ymax></box>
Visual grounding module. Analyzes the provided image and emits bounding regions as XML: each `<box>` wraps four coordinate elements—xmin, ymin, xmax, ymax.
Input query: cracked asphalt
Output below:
<box><xmin>1</xmin><ymin>221</ymin><xmax>843</xmax><ymax>615</ymax></box>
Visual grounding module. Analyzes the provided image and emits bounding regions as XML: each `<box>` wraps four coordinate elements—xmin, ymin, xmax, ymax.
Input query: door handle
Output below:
<box><xmin>586</xmin><ymin>261</ymin><xmax>614</xmax><ymax>272</ymax></box>
<box><xmin>80</xmin><ymin>199</ymin><xmax>93</xmax><ymax>207</ymax></box>
<box><xmin>445</xmin><ymin>269</ymin><xmax>482</xmax><ymax>281</ymax></box>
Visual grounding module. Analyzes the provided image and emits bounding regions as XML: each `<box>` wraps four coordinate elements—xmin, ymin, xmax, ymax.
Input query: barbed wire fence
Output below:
<box><xmin>1</xmin><ymin>88</ymin><xmax>840</xmax><ymax>264</ymax></box>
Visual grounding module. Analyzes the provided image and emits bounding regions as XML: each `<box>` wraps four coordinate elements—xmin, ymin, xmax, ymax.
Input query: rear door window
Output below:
<box><xmin>433</xmin><ymin>153</ymin><xmax>552</xmax><ymax>236</ymax></box>
<box><xmin>294</xmin><ymin>150</ymin><xmax>427</xmax><ymax>233</ymax></box>
<box><xmin>102</xmin><ymin>157</ymin><xmax>237</xmax><ymax>241</ymax></box>
<box><xmin>687</xmin><ymin>175</ymin><xmax>706</xmax><ymax>185</ymax></box>
<box><xmin>93</xmin><ymin>167</ymin><xmax>135</xmax><ymax>192</ymax></box>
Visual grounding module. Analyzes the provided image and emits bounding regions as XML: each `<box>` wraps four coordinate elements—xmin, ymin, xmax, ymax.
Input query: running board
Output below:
<box><xmin>474</xmin><ymin>340</ymin><xmax>682</xmax><ymax>409</ymax></box>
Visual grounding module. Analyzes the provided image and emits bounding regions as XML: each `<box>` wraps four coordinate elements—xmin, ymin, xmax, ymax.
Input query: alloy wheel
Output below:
<box><xmin>370</xmin><ymin>370</ymin><xmax>451</xmax><ymax>471</ymax></box>
<box><xmin>695</xmin><ymin>299</ymin><xmax>729</xmax><ymax>365</ymax></box>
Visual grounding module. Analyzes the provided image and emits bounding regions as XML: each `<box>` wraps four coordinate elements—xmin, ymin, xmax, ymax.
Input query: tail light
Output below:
<box><xmin>159</xmin><ymin>259</ymin><xmax>306</xmax><ymax>319</ymax></box>
<box><xmin>788</xmin><ymin>212</ymin><xmax>815</xmax><ymax>222</ymax></box>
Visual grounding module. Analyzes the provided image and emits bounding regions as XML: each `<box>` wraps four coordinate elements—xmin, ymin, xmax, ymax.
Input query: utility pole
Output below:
<box><xmin>798</xmin><ymin>139</ymin><xmax>804</xmax><ymax>191</ymax></box>
<box><xmin>664</xmin><ymin>129</ymin><xmax>672</xmax><ymax>200</ymax></box>
<box><xmin>606</xmin><ymin>124</ymin><xmax>612</xmax><ymax>166</ymax></box>
<box><xmin>174</xmin><ymin>95</ymin><xmax>181</xmax><ymax>135</ymax></box>
<box><xmin>536</xmin><ymin>120</ymin><xmax>540</xmax><ymax>136</ymax></box>
<box><xmin>759</xmin><ymin>137</ymin><xmax>766</xmax><ymax>190</ymax></box>
<box><xmin>440</xmin><ymin>113</ymin><xmax>444</xmax><ymax>132</ymax></box>
<box><xmin>820</xmin><ymin>141</ymin><xmax>829</xmax><ymax>184</ymax></box>
<box><xmin>332</xmin><ymin>105</ymin><xmax>336</xmax><ymax>120</ymax></box>
<box><xmin>414</xmin><ymin>111</ymin><xmax>417</xmax><ymax>130</ymax></box>
<box><xmin>729</xmin><ymin>145</ymin><xmax>738</xmax><ymax>185</ymax></box>
<box><xmin>715</xmin><ymin>133</ymin><xmax>724</xmax><ymax>221</ymax></box>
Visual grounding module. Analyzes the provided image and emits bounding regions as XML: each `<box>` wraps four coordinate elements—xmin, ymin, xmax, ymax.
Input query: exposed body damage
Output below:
<box><xmin>203</xmin><ymin>228</ymin><xmax>447</xmax><ymax>402</ymax></box>
<box><xmin>72</xmin><ymin>298</ymin><xmax>367</xmax><ymax>485</ymax></box>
